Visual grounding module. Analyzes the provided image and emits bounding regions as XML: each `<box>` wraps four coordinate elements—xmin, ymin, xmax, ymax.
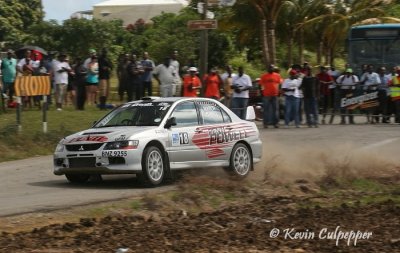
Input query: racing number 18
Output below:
<box><xmin>179</xmin><ymin>132</ymin><xmax>189</xmax><ymax>145</ymax></box>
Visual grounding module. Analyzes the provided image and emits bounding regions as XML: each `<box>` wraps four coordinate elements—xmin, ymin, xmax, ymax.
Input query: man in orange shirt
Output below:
<box><xmin>259</xmin><ymin>65</ymin><xmax>282</xmax><ymax>128</ymax></box>
<box><xmin>204</xmin><ymin>67</ymin><xmax>223</xmax><ymax>100</ymax></box>
<box><xmin>182</xmin><ymin>67</ymin><xmax>201</xmax><ymax>97</ymax></box>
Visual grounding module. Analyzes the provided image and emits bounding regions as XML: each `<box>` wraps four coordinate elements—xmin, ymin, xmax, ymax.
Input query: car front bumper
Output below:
<box><xmin>53</xmin><ymin>149</ymin><xmax>143</xmax><ymax>175</ymax></box>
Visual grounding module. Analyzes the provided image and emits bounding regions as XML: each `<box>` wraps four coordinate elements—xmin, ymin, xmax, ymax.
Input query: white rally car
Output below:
<box><xmin>54</xmin><ymin>97</ymin><xmax>262</xmax><ymax>186</ymax></box>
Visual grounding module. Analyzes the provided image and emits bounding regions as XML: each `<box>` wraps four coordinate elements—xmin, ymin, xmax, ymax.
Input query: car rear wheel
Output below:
<box><xmin>225</xmin><ymin>143</ymin><xmax>252</xmax><ymax>179</ymax></box>
<box><xmin>65</xmin><ymin>174</ymin><xmax>90</xmax><ymax>184</ymax></box>
<box><xmin>139</xmin><ymin>146</ymin><xmax>164</xmax><ymax>187</ymax></box>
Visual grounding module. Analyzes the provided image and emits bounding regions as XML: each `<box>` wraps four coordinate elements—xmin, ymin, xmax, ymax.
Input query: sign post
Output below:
<box><xmin>187</xmin><ymin>20</ymin><xmax>218</xmax><ymax>30</ymax></box>
<box><xmin>14</xmin><ymin>76</ymin><xmax>51</xmax><ymax>133</ymax></box>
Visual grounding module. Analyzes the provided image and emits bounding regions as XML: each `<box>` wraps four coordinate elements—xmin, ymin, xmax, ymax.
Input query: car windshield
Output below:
<box><xmin>93</xmin><ymin>102</ymin><xmax>173</xmax><ymax>128</ymax></box>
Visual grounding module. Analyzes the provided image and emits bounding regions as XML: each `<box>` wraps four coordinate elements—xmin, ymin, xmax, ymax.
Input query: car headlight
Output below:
<box><xmin>104</xmin><ymin>140</ymin><xmax>139</xmax><ymax>150</ymax></box>
<box><xmin>55</xmin><ymin>143</ymin><xmax>65</xmax><ymax>152</ymax></box>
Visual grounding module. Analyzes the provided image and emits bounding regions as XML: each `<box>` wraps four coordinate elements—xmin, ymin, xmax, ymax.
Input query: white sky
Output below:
<box><xmin>42</xmin><ymin>0</ymin><xmax>104</xmax><ymax>22</ymax></box>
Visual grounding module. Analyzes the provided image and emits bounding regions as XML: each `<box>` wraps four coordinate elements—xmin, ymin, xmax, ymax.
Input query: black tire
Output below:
<box><xmin>65</xmin><ymin>174</ymin><xmax>90</xmax><ymax>184</ymax></box>
<box><xmin>139</xmin><ymin>146</ymin><xmax>165</xmax><ymax>187</ymax></box>
<box><xmin>224</xmin><ymin>143</ymin><xmax>252</xmax><ymax>179</ymax></box>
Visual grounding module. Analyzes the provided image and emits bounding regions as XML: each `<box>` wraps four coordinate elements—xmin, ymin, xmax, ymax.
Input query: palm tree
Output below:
<box><xmin>277</xmin><ymin>0</ymin><xmax>329</xmax><ymax>66</ymax></box>
<box><xmin>306</xmin><ymin>0</ymin><xmax>395</xmax><ymax>66</ymax></box>
<box><xmin>222</xmin><ymin>0</ymin><xmax>290</xmax><ymax>67</ymax></box>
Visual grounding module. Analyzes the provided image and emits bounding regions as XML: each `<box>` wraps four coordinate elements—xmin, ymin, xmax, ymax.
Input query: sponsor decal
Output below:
<box><xmin>115</xmin><ymin>135</ymin><xmax>127</xmax><ymax>141</ymax></box>
<box><xmin>341</xmin><ymin>91</ymin><xmax>379</xmax><ymax>109</ymax></box>
<box><xmin>171</xmin><ymin>132</ymin><xmax>189</xmax><ymax>146</ymax></box>
<box><xmin>209</xmin><ymin>127</ymin><xmax>246</xmax><ymax>145</ymax></box>
<box><xmin>67</xmin><ymin>135</ymin><xmax>108</xmax><ymax>143</ymax></box>
<box><xmin>192</xmin><ymin>123</ymin><xmax>256</xmax><ymax>158</ymax></box>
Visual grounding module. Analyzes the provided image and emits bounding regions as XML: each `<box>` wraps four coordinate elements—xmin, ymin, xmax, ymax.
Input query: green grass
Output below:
<box><xmin>350</xmin><ymin>178</ymin><xmax>385</xmax><ymax>192</ymax></box>
<box><xmin>0</xmin><ymin>105</ymin><xmax>108</xmax><ymax>162</ymax></box>
<box><xmin>314</xmin><ymin>178</ymin><xmax>400</xmax><ymax>208</ymax></box>
<box><xmin>130</xmin><ymin>200</ymin><xmax>142</xmax><ymax>211</ymax></box>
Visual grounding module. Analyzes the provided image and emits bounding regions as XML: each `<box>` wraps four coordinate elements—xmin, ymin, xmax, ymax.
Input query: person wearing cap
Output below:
<box><xmin>359</xmin><ymin>64</ymin><xmax>381</xmax><ymax>123</ymax></box>
<box><xmin>182</xmin><ymin>67</ymin><xmax>201</xmax><ymax>97</ymax></box>
<box><xmin>1</xmin><ymin>50</ymin><xmax>17</xmax><ymax>103</ymax></box>
<box><xmin>86</xmin><ymin>55</ymin><xmax>99</xmax><ymax>106</ymax></box>
<box><xmin>336</xmin><ymin>68</ymin><xmax>359</xmax><ymax>124</ymax></box>
<box><xmin>259</xmin><ymin>64</ymin><xmax>282</xmax><ymax>128</ymax></box>
<box><xmin>83</xmin><ymin>49</ymin><xmax>97</xmax><ymax>69</ymax></box>
<box><xmin>282</xmin><ymin>69</ymin><xmax>302</xmax><ymax>128</ymax></box>
<box><xmin>231</xmin><ymin>66</ymin><xmax>253</xmax><ymax>119</ymax></box>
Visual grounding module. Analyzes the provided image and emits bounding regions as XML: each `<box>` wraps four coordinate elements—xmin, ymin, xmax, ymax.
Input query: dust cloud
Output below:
<box><xmin>252</xmin><ymin>139</ymin><xmax>400</xmax><ymax>184</ymax></box>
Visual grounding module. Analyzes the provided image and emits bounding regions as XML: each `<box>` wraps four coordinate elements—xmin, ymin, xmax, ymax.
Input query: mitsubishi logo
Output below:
<box><xmin>78</xmin><ymin>146</ymin><xmax>84</xmax><ymax>151</ymax></box>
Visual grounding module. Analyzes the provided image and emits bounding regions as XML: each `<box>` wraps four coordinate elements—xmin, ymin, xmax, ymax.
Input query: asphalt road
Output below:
<box><xmin>0</xmin><ymin>120</ymin><xmax>398</xmax><ymax>217</ymax></box>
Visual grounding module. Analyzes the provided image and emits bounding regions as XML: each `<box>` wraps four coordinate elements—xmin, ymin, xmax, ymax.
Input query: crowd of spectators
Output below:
<box><xmin>258</xmin><ymin>62</ymin><xmax>400</xmax><ymax>128</ymax></box>
<box><xmin>1</xmin><ymin>48</ymin><xmax>399</xmax><ymax>126</ymax></box>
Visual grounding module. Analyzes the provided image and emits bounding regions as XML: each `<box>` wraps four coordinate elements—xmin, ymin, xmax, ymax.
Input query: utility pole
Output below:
<box><xmin>199</xmin><ymin>0</ymin><xmax>209</xmax><ymax>82</ymax></box>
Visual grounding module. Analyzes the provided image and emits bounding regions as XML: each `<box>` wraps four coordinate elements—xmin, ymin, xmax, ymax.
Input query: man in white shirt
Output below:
<box><xmin>359</xmin><ymin>64</ymin><xmax>381</xmax><ymax>123</ymax></box>
<box><xmin>360</xmin><ymin>64</ymin><xmax>381</xmax><ymax>91</ymax></box>
<box><xmin>53</xmin><ymin>53</ymin><xmax>72</xmax><ymax>111</ymax></box>
<box><xmin>231</xmin><ymin>66</ymin><xmax>252</xmax><ymax>119</ymax></box>
<box><xmin>282</xmin><ymin>69</ymin><xmax>302</xmax><ymax>128</ymax></box>
<box><xmin>170</xmin><ymin>51</ymin><xmax>181</xmax><ymax>96</ymax></box>
<box><xmin>17</xmin><ymin>50</ymin><xmax>34</xmax><ymax>75</ymax></box>
<box><xmin>336</xmin><ymin>68</ymin><xmax>359</xmax><ymax>124</ymax></box>
<box><xmin>153</xmin><ymin>57</ymin><xmax>176</xmax><ymax>97</ymax></box>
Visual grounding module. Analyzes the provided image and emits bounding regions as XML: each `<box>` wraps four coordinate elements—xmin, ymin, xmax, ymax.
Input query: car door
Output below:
<box><xmin>195</xmin><ymin>100</ymin><xmax>233</xmax><ymax>162</ymax></box>
<box><xmin>166</xmin><ymin>101</ymin><xmax>205</xmax><ymax>168</ymax></box>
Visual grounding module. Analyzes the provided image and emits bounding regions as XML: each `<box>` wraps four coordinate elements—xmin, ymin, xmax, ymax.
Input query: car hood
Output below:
<box><xmin>61</xmin><ymin>126</ymin><xmax>157</xmax><ymax>144</ymax></box>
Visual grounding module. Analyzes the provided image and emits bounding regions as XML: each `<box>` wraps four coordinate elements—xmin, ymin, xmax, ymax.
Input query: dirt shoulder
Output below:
<box><xmin>0</xmin><ymin>173</ymin><xmax>399</xmax><ymax>253</ymax></box>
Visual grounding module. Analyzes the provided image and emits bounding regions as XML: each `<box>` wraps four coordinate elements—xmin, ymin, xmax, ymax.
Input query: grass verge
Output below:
<box><xmin>0</xmin><ymin>105</ymin><xmax>107</xmax><ymax>162</ymax></box>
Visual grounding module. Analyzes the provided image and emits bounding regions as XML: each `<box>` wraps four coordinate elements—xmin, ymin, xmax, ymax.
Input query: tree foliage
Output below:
<box><xmin>3</xmin><ymin>0</ymin><xmax>400</xmax><ymax>77</ymax></box>
<box><xmin>0</xmin><ymin>0</ymin><xmax>42</xmax><ymax>45</ymax></box>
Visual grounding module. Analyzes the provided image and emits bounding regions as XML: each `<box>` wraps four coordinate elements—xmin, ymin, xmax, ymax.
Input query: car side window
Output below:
<box><xmin>198</xmin><ymin>101</ymin><xmax>228</xmax><ymax>124</ymax></box>
<box><xmin>170</xmin><ymin>101</ymin><xmax>199</xmax><ymax>126</ymax></box>
<box><xmin>221</xmin><ymin>108</ymin><xmax>232</xmax><ymax>123</ymax></box>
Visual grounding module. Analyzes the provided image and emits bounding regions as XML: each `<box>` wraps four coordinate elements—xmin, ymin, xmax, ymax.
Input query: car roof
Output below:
<box><xmin>125</xmin><ymin>97</ymin><xmax>218</xmax><ymax>104</ymax></box>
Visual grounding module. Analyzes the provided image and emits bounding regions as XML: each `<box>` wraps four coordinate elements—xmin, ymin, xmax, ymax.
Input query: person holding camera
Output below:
<box><xmin>231</xmin><ymin>66</ymin><xmax>252</xmax><ymax>119</ymax></box>
<box><xmin>182</xmin><ymin>67</ymin><xmax>201</xmax><ymax>97</ymax></box>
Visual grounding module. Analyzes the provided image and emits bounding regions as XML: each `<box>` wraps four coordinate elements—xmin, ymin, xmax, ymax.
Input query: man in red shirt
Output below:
<box><xmin>259</xmin><ymin>65</ymin><xmax>282</xmax><ymax>128</ymax></box>
<box><xmin>182</xmin><ymin>67</ymin><xmax>201</xmax><ymax>97</ymax></box>
<box><xmin>316</xmin><ymin>66</ymin><xmax>334</xmax><ymax>124</ymax></box>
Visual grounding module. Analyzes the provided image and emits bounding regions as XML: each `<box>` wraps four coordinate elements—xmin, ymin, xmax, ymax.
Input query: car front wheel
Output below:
<box><xmin>65</xmin><ymin>174</ymin><xmax>90</xmax><ymax>184</ymax></box>
<box><xmin>225</xmin><ymin>143</ymin><xmax>252</xmax><ymax>179</ymax></box>
<box><xmin>139</xmin><ymin>146</ymin><xmax>164</xmax><ymax>186</ymax></box>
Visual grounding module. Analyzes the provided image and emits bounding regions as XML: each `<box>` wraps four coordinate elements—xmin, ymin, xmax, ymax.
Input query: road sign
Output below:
<box><xmin>187</xmin><ymin>20</ymin><xmax>218</xmax><ymax>30</ymax></box>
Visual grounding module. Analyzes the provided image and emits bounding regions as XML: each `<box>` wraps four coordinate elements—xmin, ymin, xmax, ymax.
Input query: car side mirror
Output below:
<box><xmin>164</xmin><ymin>117</ymin><xmax>177</xmax><ymax>128</ymax></box>
<box><xmin>245</xmin><ymin>106</ymin><xmax>256</xmax><ymax>121</ymax></box>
